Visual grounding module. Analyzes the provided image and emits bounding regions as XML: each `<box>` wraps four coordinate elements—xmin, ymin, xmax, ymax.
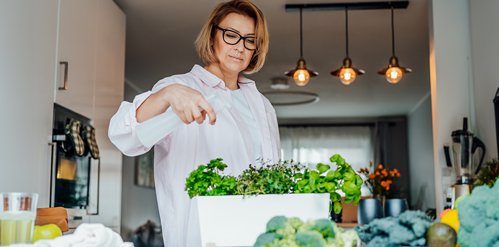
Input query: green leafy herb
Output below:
<box><xmin>236</xmin><ymin>162</ymin><xmax>302</xmax><ymax>196</ymax></box>
<box><xmin>184</xmin><ymin>158</ymin><xmax>237</xmax><ymax>198</ymax></box>
<box><xmin>294</xmin><ymin>154</ymin><xmax>363</xmax><ymax>214</ymax></box>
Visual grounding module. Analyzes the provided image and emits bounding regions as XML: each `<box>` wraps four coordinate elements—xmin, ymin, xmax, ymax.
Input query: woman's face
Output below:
<box><xmin>212</xmin><ymin>13</ymin><xmax>256</xmax><ymax>74</ymax></box>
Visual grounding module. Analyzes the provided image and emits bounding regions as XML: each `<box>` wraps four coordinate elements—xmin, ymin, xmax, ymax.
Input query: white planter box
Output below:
<box><xmin>195</xmin><ymin>193</ymin><xmax>330</xmax><ymax>247</ymax></box>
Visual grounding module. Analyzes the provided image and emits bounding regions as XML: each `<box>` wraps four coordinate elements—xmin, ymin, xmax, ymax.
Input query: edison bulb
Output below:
<box><xmin>339</xmin><ymin>68</ymin><xmax>356</xmax><ymax>85</ymax></box>
<box><xmin>385</xmin><ymin>67</ymin><xmax>403</xmax><ymax>84</ymax></box>
<box><xmin>293</xmin><ymin>69</ymin><xmax>310</xmax><ymax>86</ymax></box>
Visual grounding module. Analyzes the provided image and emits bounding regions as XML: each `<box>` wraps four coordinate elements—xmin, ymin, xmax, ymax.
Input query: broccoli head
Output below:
<box><xmin>254</xmin><ymin>232</ymin><xmax>283</xmax><ymax>247</ymax></box>
<box><xmin>457</xmin><ymin>178</ymin><xmax>499</xmax><ymax>247</ymax></box>
<box><xmin>267</xmin><ymin>216</ymin><xmax>288</xmax><ymax>233</ymax></box>
<box><xmin>295</xmin><ymin>231</ymin><xmax>324</xmax><ymax>247</ymax></box>
<box><xmin>309</xmin><ymin>219</ymin><xmax>336</xmax><ymax>240</ymax></box>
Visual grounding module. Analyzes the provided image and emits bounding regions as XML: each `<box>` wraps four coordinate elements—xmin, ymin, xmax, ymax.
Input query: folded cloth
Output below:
<box><xmin>81</xmin><ymin>125</ymin><xmax>100</xmax><ymax>160</ymax></box>
<box><xmin>35</xmin><ymin>207</ymin><xmax>68</xmax><ymax>232</ymax></box>
<box><xmin>12</xmin><ymin>223</ymin><xmax>133</xmax><ymax>247</ymax></box>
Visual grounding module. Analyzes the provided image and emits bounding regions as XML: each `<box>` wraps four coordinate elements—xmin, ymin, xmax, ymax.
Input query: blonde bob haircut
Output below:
<box><xmin>195</xmin><ymin>0</ymin><xmax>269</xmax><ymax>74</ymax></box>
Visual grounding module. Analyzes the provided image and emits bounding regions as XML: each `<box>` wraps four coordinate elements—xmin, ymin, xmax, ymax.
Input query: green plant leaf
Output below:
<box><xmin>344</xmin><ymin>197</ymin><xmax>353</xmax><ymax>204</ymax></box>
<box><xmin>316</xmin><ymin>163</ymin><xmax>330</xmax><ymax>174</ymax></box>
<box><xmin>334</xmin><ymin>201</ymin><xmax>343</xmax><ymax>214</ymax></box>
<box><xmin>330</xmin><ymin>192</ymin><xmax>341</xmax><ymax>202</ymax></box>
<box><xmin>330</xmin><ymin>154</ymin><xmax>340</xmax><ymax>163</ymax></box>
<box><xmin>324</xmin><ymin>182</ymin><xmax>336</xmax><ymax>193</ymax></box>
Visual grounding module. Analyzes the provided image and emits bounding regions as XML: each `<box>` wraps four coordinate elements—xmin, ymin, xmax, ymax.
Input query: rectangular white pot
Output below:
<box><xmin>195</xmin><ymin>193</ymin><xmax>330</xmax><ymax>247</ymax></box>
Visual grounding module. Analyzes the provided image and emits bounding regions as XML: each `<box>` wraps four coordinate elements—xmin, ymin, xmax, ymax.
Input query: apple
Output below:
<box><xmin>32</xmin><ymin>224</ymin><xmax>62</xmax><ymax>243</ymax></box>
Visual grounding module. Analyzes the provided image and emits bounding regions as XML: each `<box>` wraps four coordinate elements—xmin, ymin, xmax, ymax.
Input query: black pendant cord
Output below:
<box><xmin>391</xmin><ymin>6</ymin><xmax>395</xmax><ymax>56</ymax></box>
<box><xmin>300</xmin><ymin>8</ymin><xmax>303</xmax><ymax>58</ymax></box>
<box><xmin>345</xmin><ymin>7</ymin><xmax>349</xmax><ymax>57</ymax></box>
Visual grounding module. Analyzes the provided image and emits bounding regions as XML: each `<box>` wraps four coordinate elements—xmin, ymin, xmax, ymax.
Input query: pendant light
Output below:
<box><xmin>285</xmin><ymin>8</ymin><xmax>318</xmax><ymax>86</ymax></box>
<box><xmin>378</xmin><ymin>6</ymin><xmax>411</xmax><ymax>84</ymax></box>
<box><xmin>331</xmin><ymin>7</ymin><xmax>364</xmax><ymax>85</ymax></box>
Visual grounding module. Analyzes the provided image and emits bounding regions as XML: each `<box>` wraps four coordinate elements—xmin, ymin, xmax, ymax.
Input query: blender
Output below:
<box><xmin>444</xmin><ymin>118</ymin><xmax>486</xmax><ymax>208</ymax></box>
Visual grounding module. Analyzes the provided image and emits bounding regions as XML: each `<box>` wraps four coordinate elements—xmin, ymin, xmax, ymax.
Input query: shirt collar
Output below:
<box><xmin>190</xmin><ymin>64</ymin><xmax>255</xmax><ymax>90</ymax></box>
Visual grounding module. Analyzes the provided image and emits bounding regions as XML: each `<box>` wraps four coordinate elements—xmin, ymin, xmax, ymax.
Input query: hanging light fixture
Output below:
<box><xmin>285</xmin><ymin>8</ymin><xmax>318</xmax><ymax>86</ymax></box>
<box><xmin>331</xmin><ymin>7</ymin><xmax>364</xmax><ymax>85</ymax></box>
<box><xmin>378</xmin><ymin>6</ymin><xmax>411</xmax><ymax>84</ymax></box>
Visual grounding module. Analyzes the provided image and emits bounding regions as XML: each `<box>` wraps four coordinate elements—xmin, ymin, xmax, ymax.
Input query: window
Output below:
<box><xmin>279</xmin><ymin>126</ymin><xmax>373</xmax><ymax>196</ymax></box>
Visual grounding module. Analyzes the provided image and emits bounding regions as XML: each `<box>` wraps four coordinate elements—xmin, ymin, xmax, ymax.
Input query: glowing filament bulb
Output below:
<box><xmin>339</xmin><ymin>68</ymin><xmax>356</xmax><ymax>85</ymax></box>
<box><xmin>293</xmin><ymin>69</ymin><xmax>310</xmax><ymax>86</ymax></box>
<box><xmin>385</xmin><ymin>67</ymin><xmax>403</xmax><ymax>84</ymax></box>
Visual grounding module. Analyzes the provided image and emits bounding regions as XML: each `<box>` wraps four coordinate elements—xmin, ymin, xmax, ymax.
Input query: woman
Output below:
<box><xmin>109</xmin><ymin>0</ymin><xmax>280</xmax><ymax>246</ymax></box>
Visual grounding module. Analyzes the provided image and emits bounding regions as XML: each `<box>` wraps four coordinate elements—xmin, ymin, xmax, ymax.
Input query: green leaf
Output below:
<box><xmin>330</xmin><ymin>154</ymin><xmax>340</xmax><ymax>163</ymax></box>
<box><xmin>344</xmin><ymin>173</ymin><xmax>355</xmax><ymax>181</ymax></box>
<box><xmin>353</xmin><ymin>193</ymin><xmax>361</xmax><ymax>206</ymax></box>
<box><xmin>325</xmin><ymin>171</ymin><xmax>336</xmax><ymax>181</ymax></box>
<box><xmin>316</xmin><ymin>163</ymin><xmax>330</xmax><ymax>174</ymax></box>
<box><xmin>344</xmin><ymin>197</ymin><xmax>353</xmax><ymax>204</ymax></box>
<box><xmin>324</xmin><ymin>182</ymin><xmax>336</xmax><ymax>193</ymax></box>
<box><xmin>333</xmin><ymin>201</ymin><xmax>343</xmax><ymax>214</ymax></box>
<box><xmin>330</xmin><ymin>192</ymin><xmax>341</xmax><ymax>202</ymax></box>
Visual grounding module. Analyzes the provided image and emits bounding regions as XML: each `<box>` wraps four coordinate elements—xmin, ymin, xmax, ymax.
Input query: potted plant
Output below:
<box><xmin>184</xmin><ymin>154</ymin><xmax>363</xmax><ymax>247</ymax></box>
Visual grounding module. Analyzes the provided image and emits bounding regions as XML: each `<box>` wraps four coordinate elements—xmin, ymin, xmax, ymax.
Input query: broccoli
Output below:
<box><xmin>354</xmin><ymin>210</ymin><xmax>432</xmax><ymax>247</ymax></box>
<box><xmin>457</xmin><ymin>178</ymin><xmax>499</xmax><ymax>247</ymax></box>
<box><xmin>309</xmin><ymin>219</ymin><xmax>336</xmax><ymax>240</ymax></box>
<box><xmin>254</xmin><ymin>232</ymin><xmax>283</xmax><ymax>247</ymax></box>
<box><xmin>254</xmin><ymin>216</ymin><xmax>358</xmax><ymax>247</ymax></box>
<box><xmin>267</xmin><ymin>216</ymin><xmax>288</xmax><ymax>233</ymax></box>
<box><xmin>295</xmin><ymin>231</ymin><xmax>324</xmax><ymax>247</ymax></box>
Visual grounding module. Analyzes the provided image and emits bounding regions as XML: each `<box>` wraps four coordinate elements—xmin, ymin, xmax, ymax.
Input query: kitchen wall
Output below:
<box><xmin>469</xmin><ymin>0</ymin><xmax>499</xmax><ymax>161</ymax></box>
<box><xmin>408</xmin><ymin>93</ymin><xmax>435</xmax><ymax>211</ymax></box>
<box><xmin>120</xmin><ymin>82</ymin><xmax>161</xmax><ymax>240</ymax></box>
<box><xmin>428</xmin><ymin>0</ymin><xmax>474</xmax><ymax>212</ymax></box>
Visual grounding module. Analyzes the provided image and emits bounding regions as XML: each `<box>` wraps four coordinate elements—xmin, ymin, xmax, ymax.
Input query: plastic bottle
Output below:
<box><xmin>136</xmin><ymin>90</ymin><xmax>232</xmax><ymax>147</ymax></box>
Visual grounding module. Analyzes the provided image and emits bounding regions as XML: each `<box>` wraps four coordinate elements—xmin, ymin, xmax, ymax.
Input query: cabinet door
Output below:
<box><xmin>0</xmin><ymin>0</ymin><xmax>59</xmax><ymax>208</ymax></box>
<box><xmin>55</xmin><ymin>0</ymin><xmax>98</xmax><ymax>119</ymax></box>
<box><xmin>88</xmin><ymin>0</ymin><xmax>126</xmax><ymax>230</ymax></box>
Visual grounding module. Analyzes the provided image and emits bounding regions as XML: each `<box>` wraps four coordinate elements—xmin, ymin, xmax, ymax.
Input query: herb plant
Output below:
<box><xmin>294</xmin><ymin>154</ymin><xmax>363</xmax><ymax>214</ymax></box>
<box><xmin>185</xmin><ymin>158</ymin><xmax>237</xmax><ymax>198</ymax></box>
<box><xmin>185</xmin><ymin>154</ymin><xmax>363</xmax><ymax>215</ymax></box>
<box><xmin>236</xmin><ymin>162</ymin><xmax>302</xmax><ymax>196</ymax></box>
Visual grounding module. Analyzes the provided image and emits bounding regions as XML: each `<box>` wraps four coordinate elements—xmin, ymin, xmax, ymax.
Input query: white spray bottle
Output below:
<box><xmin>136</xmin><ymin>90</ymin><xmax>232</xmax><ymax>147</ymax></box>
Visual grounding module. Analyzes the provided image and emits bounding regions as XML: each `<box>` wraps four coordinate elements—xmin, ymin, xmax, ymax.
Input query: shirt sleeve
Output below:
<box><xmin>108</xmin><ymin>77</ymin><xmax>178</xmax><ymax>157</ymax></box>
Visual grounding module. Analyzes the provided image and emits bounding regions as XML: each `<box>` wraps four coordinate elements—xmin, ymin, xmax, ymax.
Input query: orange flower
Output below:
<box><xmin>377</xmin><ymin>164</ymin><xmax>383</xmax><ymax>170</ymax></box>
<box><xmin>370</xmin><ymin>161</ymin><xmax>373</xmax><ymax>166</ymax></box>
<box><xmin>382</xmin><ymin>170</ymin><xmax>388</xmax><ymax>176</ymax></box>
<box><xmin>397</xmin><ymin>173</ymin><xmax>401</xmax><ymax>177</ymax></box>
<box><xmin>369</xmin><ymin>173</ymin><xmax>376</xmax><ymax>179</ymax></box>
<box><xmin>389</xmin><ymin>171</ymin><xmax>395</xmax><ymax>176</ymax></box>
<box><xmin>376</xmin><ymin>171</ymin><xmax>380</xmax><ymax>176</ymax></box>
<box><xmin>393</xmin><ymin>168</ymin><xmax>399</xmax><ymax>173</ymax></box>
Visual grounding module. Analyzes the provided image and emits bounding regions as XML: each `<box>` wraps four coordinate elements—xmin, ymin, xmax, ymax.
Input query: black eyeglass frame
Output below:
<box><xmin>215</xmin><ymin>25</ymin><xmax>257</xmax><ymax>51</ymax></box>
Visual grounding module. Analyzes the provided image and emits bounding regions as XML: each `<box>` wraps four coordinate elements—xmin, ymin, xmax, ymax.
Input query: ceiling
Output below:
<box><xmin>114</xmin><ymin>0</ymin><xmax>430</xmax><ymax>119</ymax></box>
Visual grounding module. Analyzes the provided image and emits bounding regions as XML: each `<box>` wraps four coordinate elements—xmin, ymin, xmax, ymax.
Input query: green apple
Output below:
<box><xmin>32</xmin><ymin>224</ymin><xmax>62</xmax><ymax>243</ymax></box>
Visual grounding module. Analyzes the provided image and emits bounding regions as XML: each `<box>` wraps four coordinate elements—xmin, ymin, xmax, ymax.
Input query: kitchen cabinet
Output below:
<box><xmin>0</xmin><ymin>0</ymin><xmax>125</xmax><ymax>232</ymax></box>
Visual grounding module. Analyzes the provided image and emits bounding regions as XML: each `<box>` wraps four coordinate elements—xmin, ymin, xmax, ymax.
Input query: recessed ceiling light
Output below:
<box><xmin>270</xmin><ymin>77</ymin><xmax>290</xmax><ymax>90</ymax></box>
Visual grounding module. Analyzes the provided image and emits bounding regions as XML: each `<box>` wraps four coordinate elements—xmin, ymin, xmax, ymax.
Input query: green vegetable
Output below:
<box><xmin>457</xmin><ymin>177</ymin><xmax>499</xmax><ymax>247</ymax></box>
<box><xmin>294</xmin><ymin>154</ymin><xmax>363</xmax><ymax>214</ymax></box>
<box><xmin>236</xmin><ymin>162</ymin><xmax>301</xmax><ymax>196</ymax></box>
<box><xmin>184</xmin><ymin>158</ymin><xmax>238</xmax><ymax>198</ymax></box>
<box><xmin>254</xmin><ymin>216</ymin><xmax>358</xmax><ymax>247</ymax></box>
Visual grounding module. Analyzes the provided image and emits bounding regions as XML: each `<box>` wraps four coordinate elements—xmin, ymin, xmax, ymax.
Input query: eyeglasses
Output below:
<box><xmin>215</xmin><ymin>26</ymin><xmax>257</xmax><ymax>51</ymax></box>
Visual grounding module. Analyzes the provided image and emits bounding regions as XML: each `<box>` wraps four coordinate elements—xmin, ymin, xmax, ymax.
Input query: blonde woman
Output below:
<box><xmin>109</xmin><ymin>0</ymin><xmax>280</xmax><ymax>246</ymax></box>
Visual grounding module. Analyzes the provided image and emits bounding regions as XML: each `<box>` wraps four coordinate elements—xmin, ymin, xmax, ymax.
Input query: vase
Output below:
<box><xmin>357</xmin><ymin>198</ymin><xmax>384</xmax><ymax>225</ymax></box>
<box><xmin>373</xmin><ymin>194</ymin><xmax>386</xmax><ymax>206</ymax></box>
<box><xmin>383</xmin><ymin>198</ymin><xmax>408</xmax><ymax>217</ymax></box>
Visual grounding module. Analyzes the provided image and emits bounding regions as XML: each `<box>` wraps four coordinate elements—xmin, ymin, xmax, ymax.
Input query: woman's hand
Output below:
<box><xmin>136</xmin><ymin>84</ymin><xmax>216</xmax><ymax>125</ymax></box>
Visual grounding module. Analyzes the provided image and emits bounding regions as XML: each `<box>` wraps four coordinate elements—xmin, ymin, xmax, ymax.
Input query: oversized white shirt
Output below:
<box><xmin>108</xmin><ymin>65</ymin><xmax>281</xmax><ymax>247</ymax></box>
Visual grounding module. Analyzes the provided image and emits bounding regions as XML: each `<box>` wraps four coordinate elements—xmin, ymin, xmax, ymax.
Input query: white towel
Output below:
<box><xmin>10</xmin><ymin>223</ymin><xmax>133</xmax><ymax>247</ymax></box>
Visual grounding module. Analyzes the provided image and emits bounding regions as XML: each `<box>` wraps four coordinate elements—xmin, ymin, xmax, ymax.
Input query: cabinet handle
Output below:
<box><xmin>73</xmin><ymin>216</ymin><xmax>83</xmax><ymax>220</ymax></box>
<box><xmin>59</xmin><ymin>61</ymin><xmax>68</xmax><ymax>90</ymax></box>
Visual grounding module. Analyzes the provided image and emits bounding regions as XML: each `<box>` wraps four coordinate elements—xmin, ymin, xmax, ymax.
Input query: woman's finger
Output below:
<box><xmin>192</xmin><ymin>105</ymin><xmax>204</xmax><ymax>124</ymax></box>
<box><xmin>183</xmin><ymin>107</ymin><xmax>194</xmax><ymax>123</ymax></box>
<box><xmin>198</xmin><ymin>99</ymin><xmax>216</xmax><ymax>125</ymax></box>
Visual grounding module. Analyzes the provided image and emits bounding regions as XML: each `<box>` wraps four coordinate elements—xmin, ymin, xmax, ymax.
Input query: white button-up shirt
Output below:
<box><xmin>108</xmin><ymin>65</ymin><xmax>281</xmax><ymax>247</ymax></box>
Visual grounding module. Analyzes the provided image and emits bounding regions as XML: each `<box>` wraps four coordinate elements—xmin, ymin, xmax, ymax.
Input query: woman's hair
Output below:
<box><xmin>195</xmin><ymin>0</ymin><xmax>269</xmax><ymax>74</ymax></box>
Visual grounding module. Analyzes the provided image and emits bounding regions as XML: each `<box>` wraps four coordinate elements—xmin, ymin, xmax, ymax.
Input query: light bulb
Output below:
<box><xmin>293</xmin><ymin>69</ymin><xmax>310</xmax><ymax>86</ymax></box>
<box><xmin>385</xmin><ymin>67</ymin><xmax>403</xmax><ymax>84</ymax></box>
<box><xmin>339</xmin><ymin>68</ymin><xmax>356</xmax><ymax>85</ymax></box>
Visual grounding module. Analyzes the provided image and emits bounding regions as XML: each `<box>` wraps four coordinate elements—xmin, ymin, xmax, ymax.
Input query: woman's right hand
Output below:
<box><xmin>136</xmin><ymin>84</ymin><xmax>216</xmax><ymax>125</ymax></box>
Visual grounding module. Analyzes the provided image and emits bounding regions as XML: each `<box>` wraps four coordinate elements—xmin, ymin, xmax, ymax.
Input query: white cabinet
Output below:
<box><xmin>55</xmin><ymin>0</ymin><xmax>98</xmax><ymax>119</ymax></box>
<box><xmin>0</xmin><ymin>0</ymin><xmax>59</xmax><ymax>208</ymax></box>
<box><xmin>89</xmin><ymin>0</ymin><xmax>126</xmax><ymax>231</ymax></box>
<box><xmin>0</xmin><ymin>0</ymin><xmax>125</xmax><ymax>231</ymax></box>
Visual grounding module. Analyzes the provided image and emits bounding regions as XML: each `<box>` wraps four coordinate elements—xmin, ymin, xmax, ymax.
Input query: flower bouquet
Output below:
<box><xmin>358</xmin><ymin>162</ymin><xmax>401</xmax><ymax>198</ymax></box>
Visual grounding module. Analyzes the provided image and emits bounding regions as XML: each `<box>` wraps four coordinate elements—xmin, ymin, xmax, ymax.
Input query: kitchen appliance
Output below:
<box><xmin>444</xmin><ymin>117</ymin><xmax>486</xmax><ymax>208</ymax></box>
<box><xmin>50</xmin><ymin>103</ymin><xmax>100</xmax><ymax>232</ymax></box>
